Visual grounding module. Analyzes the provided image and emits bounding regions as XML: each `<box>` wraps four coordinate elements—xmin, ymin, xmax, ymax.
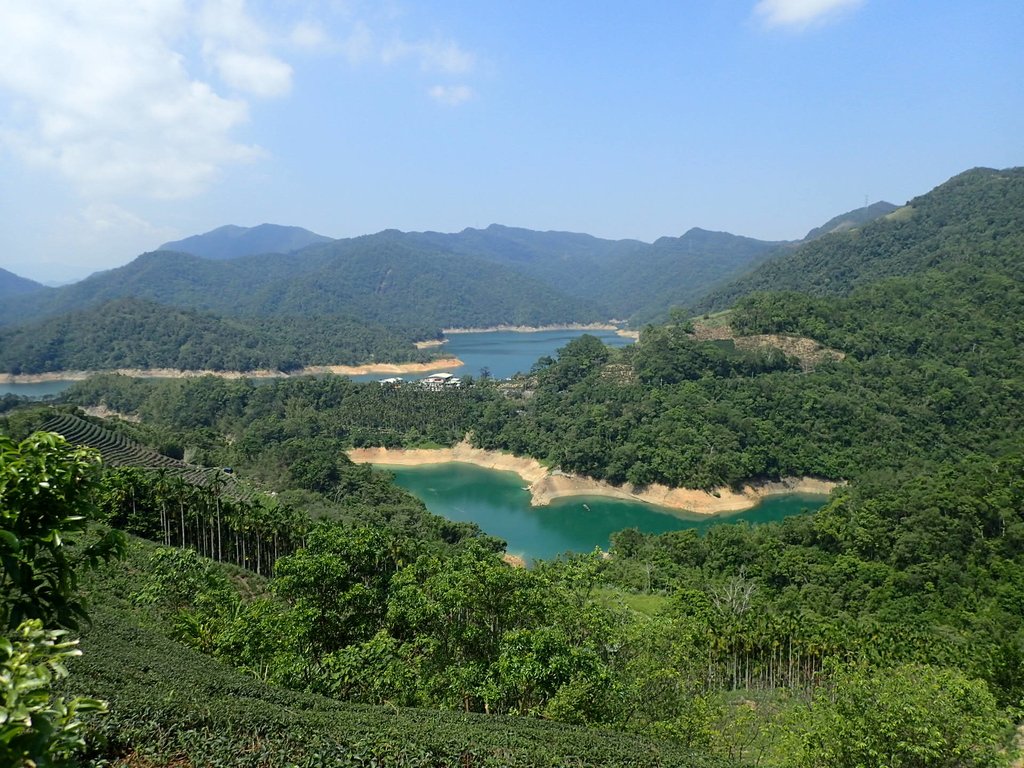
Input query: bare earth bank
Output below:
<box><xmin>347</xmin><ymin>442</ymin><xmax>841</xmax><ymax>516</ymax></box>
<box><xmin>0</xmin><ymin>358</ymin><xmax>465</xmax><ymax>384</ymax></box>
<box><xmin>441</xmin><ymin>324</ymin><xmax>619</xmax><ymax>334</ymax></box>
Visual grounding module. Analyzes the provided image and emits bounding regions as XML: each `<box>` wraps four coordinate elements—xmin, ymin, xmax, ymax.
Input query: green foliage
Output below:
<box><xmin>0</xmin><ymin>238</ymin><xmax>607</xmax><ymax>356</ymax></box>
<box><xmin>0</xmin><ymin>433</ymin><xmax>124</xmax><ymax>767</ymax></box>
<box><xmin>34</xmin><ymin>167</ymin><xmax>1024</xmax><ymax>766</ymax></box>
<box><xmin>633</xmin><ymin>323</ymin><xmax>795</xmax><ymax>385</ymax></box>
<box><xmin>465</xmin><ymin>185</ymin><xmax>1024</xmax><ymax>489</ymax></box>
<box><xmin>0</xmin><ymin>619</ymin><xmax>107</xmax><ymax>768</ymax></box>
<box><xmin>0</xmin><ymin>296</ymin><xmax>432</xmax><ymax>374</ymax></box>
<box><xmin>698</xmin><ymin>166</ymin><xmax>1024</xmax><ymax>312</ymax></box>
<box><xmin>0</xmin><ymin>432</ymin><xmax>122</xmax><ymax>630</ymax></box>
<box><xmin>783</xmin><ymin>663</ymin><xmax>1011</xmax><ymax>768</ymax></box>
<box><xmin>69</xmin><ymin>605</ymin><xmax>722</xmax><ymax>768</ymax></box>
<box><xmin>275</xmin><ymin>524</ymin><xmax>405</xmax><ymax>655</ymax></box>
<box><xmin>605</xmin><ymin>453</ymin><xmax>1024</xmax><ymax>706</ymax></box>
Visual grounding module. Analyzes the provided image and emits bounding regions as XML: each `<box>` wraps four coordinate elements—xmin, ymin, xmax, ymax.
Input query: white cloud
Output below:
<box><xmin>754</xmin><ymin>0</ymin><xmax>864</xmax><ymax>29</ymax></box>
<box><xmin>382</xmin><ymin>38</ymin><xmax>476</xmax><ymax>75</ymax></box>
<box><xmin>0</xmin><ymin>1</ymin><xmax>292</xmax><ymax>199</ymax></box>
<box><xmin>332</xmin><ymin>14</ymin><xmax>477</xmax><ymax>75</ymax></box>
<box><xmin>428</xmin><ymin>84</ymin><xmax>474</xmax><ymax>107</ymax></box>
<box><xmin>197</xmin><ymin>0</ymin><xmax>294</xmax><ymax>97</ymax></box>
<box><xmin>75</xmin><ymin>203</ymin><xmax>178</xmax><ymax>244</ymax></box>
<box><xmin>289</xmin><ymin>20</ymin><xmax>329</xmax><ymax>50</ymax></box>
<box><xmin>197</xmin><ymin>0</ymin><xmax>267</xmax><ymax>48</ymax></box>
<box><xmin>29</xmin><ymin>203</ymin><xmax>182</xmax><ymax>281</ymax></box>
<box><xmin>213</xmin><ymin>50</ymin><xmax>293</xmax><ymax>97</ymax></box>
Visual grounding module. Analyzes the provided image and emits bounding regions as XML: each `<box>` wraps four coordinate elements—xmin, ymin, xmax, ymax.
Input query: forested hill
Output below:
<box><xmin>802</xmin><ymin>200</ymin><xmax>898</xmax><ymax>240</ymax></box>
<box><xmin>602</xmin><ymin>229</ymin><xmax>785</xmax><ymax>324</ymax></box>
<box><xmin>0</xmin><ymin>238</ymin><xmax>606</xmax><ymax>334</ymax></box>
<box><xmin>695</xmin><ymin>167</ymin><xmax>1024</xmax><ymax>313</ymax></box>
<box><xmin>0</xmin><ymin>201</ymin><xmax>901</xmax><ymax>337</ymax></box>
<box><xmin>0</xmin><ymin>266</ymin><xmax>46</xmax><ymax>299</ymax></box>
<box><xmin>350</xmin><ymin>225</ymin><xmax>785</xmax><ymax>324</ymax></box>
<box><xmin>158</xmin><ymin>223</ymin><xmax>334</xmax><ymax>260</ymax></box>
<box><xmin>0</xmin><ymin>297</ymin><xmax>431</xmax><ymax>375</ymax></box>
<box><xmin>134</xmin><ymin>201</ymin><xmax>893</xmax><ymax>330</ymax></box>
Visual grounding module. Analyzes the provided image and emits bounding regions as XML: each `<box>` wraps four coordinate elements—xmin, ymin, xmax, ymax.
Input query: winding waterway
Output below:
<box><xmin>386</xmin><ymin>463</ymin><xmax>827</xmax><ymax>561</ymax></box>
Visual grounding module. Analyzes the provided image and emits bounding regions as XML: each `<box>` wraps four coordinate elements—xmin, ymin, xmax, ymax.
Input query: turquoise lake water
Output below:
<box><xmin>386</xmin><ymin>462</ymin><xmax>827</xmax><ymax>561</ymax></box>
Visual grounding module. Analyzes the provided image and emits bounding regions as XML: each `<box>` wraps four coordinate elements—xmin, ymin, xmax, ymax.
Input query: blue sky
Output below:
<box><xmin>1</xmin><ymin>0</ymin><xmax>1021</xmax><ymax>282</ymax></box>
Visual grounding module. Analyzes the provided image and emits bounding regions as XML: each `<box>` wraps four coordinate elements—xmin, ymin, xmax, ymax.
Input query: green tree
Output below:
<box><xmin>1</xmin><ymin>432</ymin><xmax>122</xmax><ymax>766</ymax></box>
<box><xmin>0</xmin><ymin>620</ymin><xmax>107</xmax><ymax>768</ymax></box>
<box><xmin>273</xmin><ymin>523</ymin><xmax>404</xmax><ymax>656</ymax></box>
<box><xmin>1</xmin><ymin>432</ymin><xmax>122</xmax><ymax>630</ymax></box>
<box><xmin>785</xmin><ymin>663</ymin><xmax>1010</xmax><ymax>768</ymax></box>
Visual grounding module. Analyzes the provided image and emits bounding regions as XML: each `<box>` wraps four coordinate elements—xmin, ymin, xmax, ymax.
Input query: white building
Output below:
<box><xmin>420</xmin><ymin>372</ymin><xmax>461</xmax><ymax>390</ymax></box>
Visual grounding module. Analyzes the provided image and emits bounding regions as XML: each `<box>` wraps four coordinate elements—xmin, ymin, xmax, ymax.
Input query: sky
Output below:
<box><xmin>1</xmin><ymin>1</ymin><xmax>1022</xmax><ymax>283</ymax></box>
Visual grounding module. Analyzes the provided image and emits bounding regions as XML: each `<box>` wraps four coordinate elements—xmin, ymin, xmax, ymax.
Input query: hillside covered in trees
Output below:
<box><xmin>695</xmin><ymin>167</ymin><xmax>1023</xmax><ymax>312</ymax></box>
<box><xmin>0</xmin><ymin>199</ymin><xmax>898</xmax><ymax>376</ymax></box>
<box><xmin>0</xmin><ymin>297</ymin><xmax>434</xmax><ymax>375</ymax></box>
<box><xmin>3</xmin><ymin>165</ymin><xmax>1024</xmax><ymax>765</ymax></box>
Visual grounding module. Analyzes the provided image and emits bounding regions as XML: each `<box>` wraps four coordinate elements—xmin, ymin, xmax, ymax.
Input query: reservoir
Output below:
<box><xmin>0</xmin><ymin>380</ymin><xmax>75</xmax><ymax>398</ymax></box>
<box><xmin>349</xmin><ymin>327</ymin><xmax>634</xmax><ymax>382</ymax></box>
<box><xmin>385</xmin><ymin>462</ymin><xmax>827</xmax><ymax>561</ymax></box>
<box><xmin>439</xmin><ymin>328</ymin><xmax>633</xmax><ymax>381</ymax></box>
<box><xmin>1</xmin><ymin>328</ymin><xmax>635</xmax><ymax>396</ymax></box>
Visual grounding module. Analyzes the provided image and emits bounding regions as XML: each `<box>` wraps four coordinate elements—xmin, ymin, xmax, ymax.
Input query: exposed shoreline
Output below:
<box><xmin>347</xmin><ymin>443</ymin><xmax>841</xmax><ymax>515</ymax></box>
<box><xmin>442</xmin><ymin>323</ymin><xmax>620</xmax><ymax>334</ymax></box>
<box><xmin>0</xmin><ymin>357</ymin><xmax>465</xmax><ymax>385</ymax></box>
<box><xmin>420</xmin><ymin>324</ymin><xmax>638</xmax><ymax>348</ymax></box>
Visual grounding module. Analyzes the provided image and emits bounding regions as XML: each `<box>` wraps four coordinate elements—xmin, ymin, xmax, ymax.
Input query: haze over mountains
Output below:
<box><xmin>16</xmin><ymin>169</ymin><xmax>1021</xmax><ymax>378</ymax></box>
<box><xmin>0</xmin><ymin>266</ymin><xmax>46</xmax><ymax>300</ymax></box>
<box><xmin>158</xmin><ymin>223</ymin><xmax>334</xmax><ymax>261</ymax></box>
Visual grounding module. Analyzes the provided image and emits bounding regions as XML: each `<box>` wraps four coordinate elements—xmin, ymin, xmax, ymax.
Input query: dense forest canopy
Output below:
<box><xmin>0</xmin><ymin>240</ymin><xmax>606</xmax><ymax>332</ymax></box>
<box><xmin>3</xmin><ymin>165</ymin><xmax>1024</xmax><ymax>765</ymax></box>
<box><xmin>695</xmin><ymin>167</ymin><xmax>1024</xmax><ymax>313</ymax></box>
<box><xmin>0</xmin><ymin>297</ymin><xmax>434</xmax><ymax>374</ymax></box>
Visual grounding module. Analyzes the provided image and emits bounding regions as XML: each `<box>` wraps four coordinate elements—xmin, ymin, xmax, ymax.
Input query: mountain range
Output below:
<box><xmin>9</xmin><ymin>183</ymin><xmax>988</xmax><ymax>375</ymax></box>
<box><xmin>158</xmin><ymin>223</ymin><xmax>334</xmax><ymax>260</ymax></box>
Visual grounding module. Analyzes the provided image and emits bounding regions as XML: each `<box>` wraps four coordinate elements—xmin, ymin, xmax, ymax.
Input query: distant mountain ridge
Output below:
<box><xmin>159</xmin><ymin>223</ymin><xmax>334</xmax><ymax>260</ymax></box>
<box><xmin>0</xmin><ymin>199</ymin><xmax>904</xmax><ymax>336</ymax></box>
<box><xmin>0</xmin><ymin>238</ymin><xmax>606</xmax><ymax>336</ymax></box>
<box><xmin>346</xmin><ymin>224</ymin><xmax>787</xmax><ymax>325</ymax></box>
<box><xmin>0</xmin><ymin>180</ymin><xmax>962</xmax><ymax>375</ymax></box>
<box><xmin>803</xmin><ymin>201</ymin><xmax>899</xmax><ymax>241</ymax></box>
<box><xmin>0</xmin><ymin>266</ymin><xmax>46</xmax><ymax>299</ymax></box>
